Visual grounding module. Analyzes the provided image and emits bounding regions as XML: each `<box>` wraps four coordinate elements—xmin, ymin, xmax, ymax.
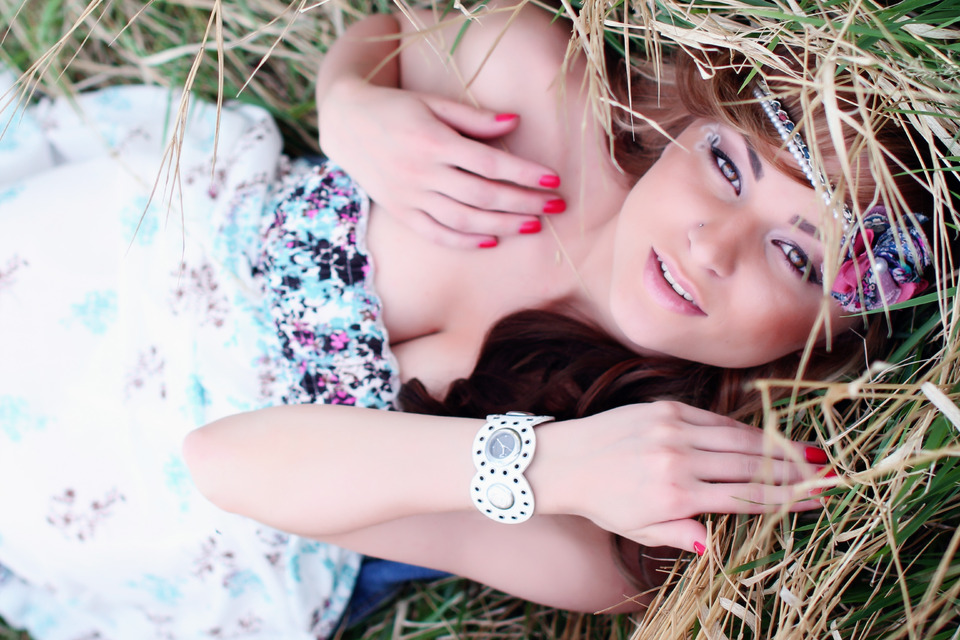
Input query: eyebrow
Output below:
<box><xmin>790</xmin><ymin>215</ymin><xmax>820</xmax><ymax>239</ymax></box>
<box><xmin>745</xmin><ymin>142</ymin><xmax>764</xmax><ymax>180</ymax></box>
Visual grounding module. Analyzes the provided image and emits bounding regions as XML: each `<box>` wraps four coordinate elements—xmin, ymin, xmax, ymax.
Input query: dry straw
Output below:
<box><xmin>2</xmin><ymin>0</ymin><xmax>959</xmax><ymax>638</ymax></box>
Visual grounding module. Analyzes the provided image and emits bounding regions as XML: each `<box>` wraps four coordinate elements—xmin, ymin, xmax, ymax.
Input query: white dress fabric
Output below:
<box><xmin>0</xmin><ymin>77</ymin><xmax>370</xmax><ymax>639</ymax></box>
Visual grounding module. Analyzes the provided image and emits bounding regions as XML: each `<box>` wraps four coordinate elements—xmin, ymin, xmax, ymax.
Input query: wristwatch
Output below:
<box><xmin>470</xmin><ymin>412</ymin><xmax>554</xmax><ymax>524</ymax></box>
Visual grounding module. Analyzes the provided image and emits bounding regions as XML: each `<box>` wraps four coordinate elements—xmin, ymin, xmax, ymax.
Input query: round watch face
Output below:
<box><xmin>485</xmin><ymin>428</ymin><xmax>521</xmax><ymax>465</ymax></box>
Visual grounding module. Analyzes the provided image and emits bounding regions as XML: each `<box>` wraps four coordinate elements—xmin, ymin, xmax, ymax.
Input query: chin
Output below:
<box><xmin>650</xmin><ymin>342</ymin><xmax>799</xmax><ymax>370</ymax></box>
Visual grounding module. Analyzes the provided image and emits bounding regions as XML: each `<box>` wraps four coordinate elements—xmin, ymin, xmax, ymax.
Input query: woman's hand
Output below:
<box><xmin>318</xmin><ymin>78</ymin><xmax>564</xmax><ymax>249</ymax></box>
<box><xmin>534</xmin><ymin>402</ymin><xmax>825</xmax><ymax>555</ymax></box>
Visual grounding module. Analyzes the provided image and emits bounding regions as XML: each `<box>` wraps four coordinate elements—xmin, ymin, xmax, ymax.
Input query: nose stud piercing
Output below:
<box><xmin>698</xmin><ymin>223</ymin><xmax>705</xmax><ymax>228</ymax></box>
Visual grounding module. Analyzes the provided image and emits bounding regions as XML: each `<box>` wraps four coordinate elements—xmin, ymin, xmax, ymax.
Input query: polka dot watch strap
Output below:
<box><xmin>470</xmin><ymin>412</ymin><xmax>555</xmax><ymax>524</ymax></box>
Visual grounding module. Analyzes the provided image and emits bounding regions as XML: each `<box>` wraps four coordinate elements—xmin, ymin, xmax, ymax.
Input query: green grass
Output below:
<box><xmin>0</xmin><ymin>616</ymin><xmax>28</xmax><ymax>640</ymax></box>
<box><xmin>340</xmin><ymin>578</ymin><xmax>637</xmax><ymax>639</ymax></box>
<box><xmin>1</xmin><ymin>0</ymin><xmax>330</xmax><ymax>154</ymax></box>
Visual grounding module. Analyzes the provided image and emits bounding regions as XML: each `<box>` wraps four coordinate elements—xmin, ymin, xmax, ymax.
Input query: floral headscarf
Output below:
<box><xmin>830</xmin><ymin>207</ymin><xmax>931</xmax><ymax>313</ymax></box>
<box><xmin>753</xmin><ymin>82</ymin><xmax>932</xmax><ymax>313</ymax></box>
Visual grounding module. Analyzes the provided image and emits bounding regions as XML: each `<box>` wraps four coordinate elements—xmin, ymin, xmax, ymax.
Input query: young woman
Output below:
<box><xmin>184</xmin><ymin>0</ymin><xmax>934</xmax><ymax>610</ymax></box>
<box><xmin>0</xmin><ymin>1</ymin><xmax>933</xmax><ymax>638</ymax></box>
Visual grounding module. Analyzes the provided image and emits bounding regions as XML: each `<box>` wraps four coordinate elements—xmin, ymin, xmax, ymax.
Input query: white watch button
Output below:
<box><xmin>487</xmin><ymin>483</ymin><xmax>515</xmax><ymax>510</ymax></box>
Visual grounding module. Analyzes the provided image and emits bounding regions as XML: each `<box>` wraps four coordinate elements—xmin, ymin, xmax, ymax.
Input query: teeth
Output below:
<box><xmin>658</xmin><ymin>259</ymin><xmax>695</xmax><ymax>303</ymax></box>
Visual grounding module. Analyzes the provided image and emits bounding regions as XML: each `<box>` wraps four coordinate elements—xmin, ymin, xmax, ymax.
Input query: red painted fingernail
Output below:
<box><xmin>811</xmin><ymin>470</ymin><xmax>838</xmax><ymax>497</ymax></box>
<box><xmin>519</xmin><ymin>220</ymin><xmax>541</xmax><ymax>234</ymax></box>
<box><xmin>693</xmin><ymin>542</ymin><xmax>706</xmax><ymax>556</ymax></box>
<box><xmin>478</xmin><ymin>238</ymin><xmax>498</xmax><ymax>249</ymax></box>
<box><xmin>495</xmin><ymin>113</ymin><xmax>518</xmax><ymax>122</ymax></box>
<box><xmin>542</xmin><ymin>199</ymin><xmax>566</xmax><ymax>214</ymax></box>
<box><xmin>804</xmin><ymin>447</ymin><xmax>829</xmax><ymax>465</ymax></box>
<box><xmin>539</xmin><ymin>175</ymin><xmax>561</xmax><ymax>189</ymax></box>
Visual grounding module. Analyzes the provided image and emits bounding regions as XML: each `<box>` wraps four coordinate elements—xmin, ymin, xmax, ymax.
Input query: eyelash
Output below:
<box><xmin>710</xmin><ymin>146</ymin><xmax>742</xmax><ymax>196</ymax></box>
<box><xmin>772</xmin><ymin>240</ymin><xmax>822</xmax><ymax>285</ymax></box>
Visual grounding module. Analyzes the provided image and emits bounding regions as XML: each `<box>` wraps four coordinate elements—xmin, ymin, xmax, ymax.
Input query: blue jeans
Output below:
<box><xmin>346</xmin><ymin>558</ymin><xmax>450</xmax><ymax>625</ymax></box>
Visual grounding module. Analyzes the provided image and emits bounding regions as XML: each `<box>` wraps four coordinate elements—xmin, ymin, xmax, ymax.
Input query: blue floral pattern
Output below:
<box><xmin>257</xmin><ymin>159</ymin><xmax>398</xmax><ymax>409</ymax></box>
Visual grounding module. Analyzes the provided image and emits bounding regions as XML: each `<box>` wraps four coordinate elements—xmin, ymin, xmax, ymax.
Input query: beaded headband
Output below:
<box><xmin>752</xmin><ymin>80</ymin><xmax>931</xmax><ymax>312</ymax></box>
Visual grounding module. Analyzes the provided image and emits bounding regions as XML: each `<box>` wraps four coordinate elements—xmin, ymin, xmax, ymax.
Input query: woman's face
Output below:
<box><xmin>607</xmin><ymin>119</ymin><xmax>856</xmax><ymax>368</ymax></box>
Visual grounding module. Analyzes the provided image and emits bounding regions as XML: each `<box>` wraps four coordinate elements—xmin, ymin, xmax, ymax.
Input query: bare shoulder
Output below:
<box><xmin>393</xmin><ymin>1</ymin><xmax>616</xmax><ymax>213</ymax></box>
<box><xmin>397</xmin><ymin>1</ymin><xmax>577</xmax><ymax>104</ymax></box>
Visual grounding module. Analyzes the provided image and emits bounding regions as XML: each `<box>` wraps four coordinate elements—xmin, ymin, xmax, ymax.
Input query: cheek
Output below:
<box><xmin>750</xmin><ymin>304</ymin><xmax>828</xmax><ymax>355</ymax></box>
<box><xmin>715</xmin><ymin>293</ymin><xmax>827</xmax><ymax>366</ymax></box>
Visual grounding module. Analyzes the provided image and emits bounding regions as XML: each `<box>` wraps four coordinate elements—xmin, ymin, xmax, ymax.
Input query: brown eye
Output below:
<box><xmin>720</xmin><ymin>162</ymin><xmax>737</xmax><ymax>182</ymax></box>
<box><xmin>773</xmin><ymin>240</ymin><xmax>822</xmax><ymax>285</ymax></box>
<box><xmin>710</xmin><ymin>147</ymin><xmax>742</xmax><ymax>195</ymax></box>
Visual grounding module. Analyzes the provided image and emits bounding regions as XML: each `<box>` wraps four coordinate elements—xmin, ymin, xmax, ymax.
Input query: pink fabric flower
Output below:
<box><xmin>830</xmin><ymin>208</ymin><xmax>930</xmax><ymax>312</ymax></box>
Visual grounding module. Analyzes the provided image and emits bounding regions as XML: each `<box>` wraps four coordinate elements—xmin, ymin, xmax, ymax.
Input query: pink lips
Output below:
<box><xmin>644</xmin><ymin>250</ymin><xmax>706</xmax><ymax>316</ymax></box>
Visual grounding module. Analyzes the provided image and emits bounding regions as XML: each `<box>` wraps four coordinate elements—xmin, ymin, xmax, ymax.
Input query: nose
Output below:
<box><xmin>689</xmin><ymin>218</ymin><xmax>745</xmax><ymax>278</ymax></box>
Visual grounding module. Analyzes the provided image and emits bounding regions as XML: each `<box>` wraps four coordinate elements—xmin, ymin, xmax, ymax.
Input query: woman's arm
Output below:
<box><xmin>184</xmin><ymin>403</ymin><xmax>825</xmax><ymax>611</ymax></box>
<box><xmin>185</xmin><ymin>405</ymin><xmax>477</xmax><ymax>533</ymax></box>
<box><xmin>315</xmin><ymin>6</ymin><xmax>565</xmax><ymax>249</ymax></box>
<box><xmin>183</xmin><ymin>406</ymin><xmax>639</xmax><ymax>612</ymax></box>
<box><xmin>315</xmin><ymin>13</ymin><xmax>401</xmax><ymax>134</ymax></box>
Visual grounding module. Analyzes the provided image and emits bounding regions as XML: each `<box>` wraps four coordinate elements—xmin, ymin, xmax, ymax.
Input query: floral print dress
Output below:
<box><xmin>0</xmin><ymin>77</ymin><xmax>397</xmax><ymax>639</ymax></box>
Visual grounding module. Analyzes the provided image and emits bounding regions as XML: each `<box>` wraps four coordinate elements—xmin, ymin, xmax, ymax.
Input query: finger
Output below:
<box><xmin>690</xmin><ymin>450</ymin><xmax>815</xmax><ymax>485</ymax></box>
<box><xmin>398</xmin><ymin>208</ymin><xmax>499</xmax><ymax>250</ymax></box>
<box><xmin>626</xmin><ymin>519</ymin><xmax>707</xmax><ymax>555</ymax></box>
<box><xmin>686</xmin><ymin>424</ymin><xmax>826</xmax><ymax>468</ymax></box>
<box><xmin>644</xmin><ymin>403</ymin><xmax>819</xmax><ymax>465</ymax></box>
<box><xmin>650</xmin><ymin>400</ymin><xmax>753</xmax><ymax>430</ymax></box>
<box><xmin>686</xmin><ymin>424</ymin><xmax>792</xmax><ymax>458</ymax></box>
<box><xmin>439</xmin><ymin>167</ymin><xmax>566</xmax><ymax>216</ymax></box>
<box><xmin>420</xmin><ymin>192</ymin><xmax>544</xmax><ymax>237</ymax></box>
<box><xmin>443</xmin><ymin>135</ymin><xmax>561</xmax><ymax>190</ymax></box>
<box><xmin>694</xmin><ymin>481</ymin><xmax>824</xmax><ymax>516</ymax></box>
<box><xmin>421</xmin><ymin>94</ymin><xmax>522</xmax><ymax>140</ymax></box>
